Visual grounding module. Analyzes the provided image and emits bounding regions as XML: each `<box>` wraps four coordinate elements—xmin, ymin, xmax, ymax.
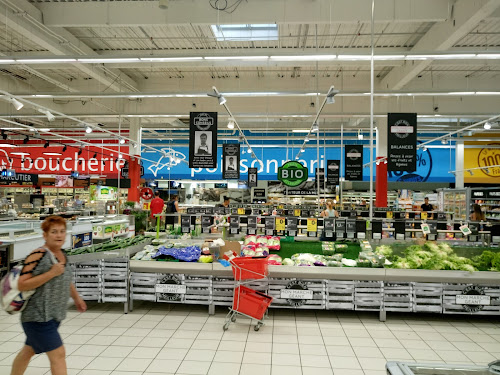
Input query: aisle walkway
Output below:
<box><xmin>1</xmin><ymin>302</ymin><xmax>499</xmax><ymax>375</ymax></box>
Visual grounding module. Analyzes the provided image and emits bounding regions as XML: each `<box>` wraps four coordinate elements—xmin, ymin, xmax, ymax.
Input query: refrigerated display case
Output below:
<box><xmin>470</xmin><ymin>187</ymin><xmax>500</xmax><ymax>222</ymax></box>
<box><xmin>438</xmin><ymin>188</ymin><xmax>469</xmax><ymax>221</ymax></box>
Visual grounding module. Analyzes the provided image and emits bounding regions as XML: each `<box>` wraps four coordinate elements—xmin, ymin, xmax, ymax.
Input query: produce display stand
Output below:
<box><xmin>223</xmin><ymin>256</ymin><xmax>272</xmax><ymax>332</ymax></box>
<box><xmin>129</xmin><ymin>261</ymin><xmax>500</xmax><ymax>320</ymax></box>
<box><xmin>386</xmin><ymin>360</ymin><xmax>500</xmax><ymax>375</ymax></box>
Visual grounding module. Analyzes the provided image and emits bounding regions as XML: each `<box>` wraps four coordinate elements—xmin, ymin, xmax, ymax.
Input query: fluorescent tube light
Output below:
<box><xmin>337</xmin><ymin>55</ymin><xmax>372</xmax><ymax>61</ymax></box>
<box><xmin>477</xmin><ymin>54</ymin><xmax>500</xmax><ymax>59</ymax></box>
<box><xmin>292</xmin><ymin>130</ymin><xmax>310</xmax><ymax>133</ymax></box>
<box><xmin>140</xmin><ymin>57</ymin><xmax>203</xmax><ymax>62</ymax></box>
<box><xmin>0</xmin><ymin>60</ymin><xmax>15</xmax><ymax>64</ymax></box>
<box><xmin>17</xmin><ymin>58</ymin><xmax>76</xmax><ymax>64</ymax></box>
<box><xmin>78</xmin><ymin>58</ymin><xmax>140</xmax><ymax>63</ymax></box>
<box><xmin>205</xmin><ymin>56</ymin><xmax>268</xmax><ymax>60</ymax></box>
<box><xmin>270</xmin><ymin>55</ymin><xmax>336</xmax><ymax>61</ymax></box>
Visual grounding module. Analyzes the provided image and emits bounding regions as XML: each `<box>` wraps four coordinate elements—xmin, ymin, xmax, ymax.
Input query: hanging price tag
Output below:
<box><xmin>237</xmin><ymin>208</ymin><xmax>245</xmax><ymax>215</ymax></box>
<box><xmin>421</xmin><ymin>223</ymin><xmax>430</xmax><ymax>235</ymax></box>
<box><xmin>421</xmin><ymin>212</ymin><xmax>428</xmax><ymax>220</ymax></box>
<box><xmin>307</xmin><ymin>218</ymin><xmax>318</xmax><ymax>232</ymax></box>
<box><xmin>276</xmin><ymin>217</ymin><xmax>286</xmax><ymax>231</ymax></box>
<box><xmin>294</xmin><ymin>209</ymin><xmax>301</xmax><ymax>217</ymax></box>
<box><xmin>460</xmin><ymin>224</ymin><xmax>472</xmax><ymax>236</ymax></box>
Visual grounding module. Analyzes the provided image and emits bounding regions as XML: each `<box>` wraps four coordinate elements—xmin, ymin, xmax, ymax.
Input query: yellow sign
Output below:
<box><xmin>278</xmin><ymin>205</ymin><xmax>284</xmax><ymax>209</ymax></box>
<box><xmin>237</xmin><ymin>208</ymin><xmax>245</xmax><ymax>215</ymax></box>
<box><xmin>143</xmin><ymin>202</ymin><xmax>150</xmax><ymax>210</ymax></box>
<box><xmin>276</xmin><ymin>217</ymin><xmax>286</xmax><ymax>231</ymax></box>
<box><xmin>307</xmin><ymin>218</ymin><xmax>318</xmax><ymax>232</ymax></box>
<box><xmin>421</xmin><ymin>212</ymin><xmax>428</xmax><ymax>220</ymax></box>
<box><xmin>464</xmin><ymin>141</ymin><xmax>500</xmax><ymax>184</ymax></box>
<box><xmin>294</xmin><ymin>209</ymin><xmax>301</xmax><ymax>217</ymax></box>
<box><xmin>386</xmin><ymin>211</ymin><xmax>393</xmax><ymax>219</ymax></box>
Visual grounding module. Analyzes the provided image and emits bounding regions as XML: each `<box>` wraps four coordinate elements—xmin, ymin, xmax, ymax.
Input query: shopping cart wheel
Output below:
<box><xmin>223</xmin><ymin>322</ymin><xmax>230</xmax><ymax>331</ymax></box>
<box><xmin>254</xmin><ymin>323</ymin><xmax>262</xmax><ymax>331</ymax></box>
<box><xmin>231</xmin><ymin>316</ymin><xmax>236</xmax><ymax>322</ymax></box>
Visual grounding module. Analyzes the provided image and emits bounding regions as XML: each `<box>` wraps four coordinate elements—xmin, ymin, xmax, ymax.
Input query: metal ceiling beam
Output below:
<box><xmin>381</xmin><ymin>0</ymin><xmax>500</xmax><ymax>90</ymax></box>
<box><xmin>35</xmin><ymin>0</ymin><xmax>449</xmax><ymax>27</ymax></box>
<box><xmin>0</xmin><ymin>0</ymin><xmax>138</xmax><ymax>93</ymax></box>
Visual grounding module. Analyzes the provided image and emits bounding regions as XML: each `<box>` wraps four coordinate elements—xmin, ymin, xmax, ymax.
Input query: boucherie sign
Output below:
<box><xmin>0</xmin><ymin>146</ymin><xmax>127</xmax><ymax>176</ymax></box>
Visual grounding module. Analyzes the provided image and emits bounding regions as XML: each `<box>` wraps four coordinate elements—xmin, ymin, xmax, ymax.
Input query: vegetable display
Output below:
<box><xmin>66</xmin><ymin>235</ymin><xmax>151</xmax><ymax>256</ymax></box>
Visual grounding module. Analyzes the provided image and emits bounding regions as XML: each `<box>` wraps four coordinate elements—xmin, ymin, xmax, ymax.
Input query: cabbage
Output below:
<box><xmin>375</xmin><ymin>245</ymin><xmax>393</xmax><ymax>257</ymax></box>
<box><xmin>282</xmin><ymin>258</ymin><xmax>295</xmax><ymax>266</ymax></box>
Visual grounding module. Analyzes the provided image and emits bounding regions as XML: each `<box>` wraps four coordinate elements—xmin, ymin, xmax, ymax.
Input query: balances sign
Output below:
<box><xmin>388</xmin><ymin>113</ymin><xmax>417</xmax><ymax>172</ymax></box>
<box><xmin>277</xmin><ymin>161</ymin><xmax>308</xmax><ymax>187</ymax></box>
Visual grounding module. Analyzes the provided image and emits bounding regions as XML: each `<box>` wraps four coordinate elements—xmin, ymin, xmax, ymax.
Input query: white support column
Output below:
<box><xmin>455</xmin><ymin>141</ymin><xmax>465</xmax><ymax>188</ymax></box>
<box><xmin>129</xmin><ymin>118</ymin><xmax>142</xmax><ymax>157</ymax></box>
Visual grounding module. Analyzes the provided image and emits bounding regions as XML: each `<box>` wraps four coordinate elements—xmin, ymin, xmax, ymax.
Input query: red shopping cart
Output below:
<box><xmin>223</xmin><ymin>256</ymin><xmax>272</xmax><ymax>331</ymax></box>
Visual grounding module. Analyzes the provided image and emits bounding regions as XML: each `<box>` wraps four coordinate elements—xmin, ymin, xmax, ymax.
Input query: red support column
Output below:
<box><xmin>128</xmin><ymin>157</ymin><xmax>140</xmax><ymax>202</ymax></box>
<box><xmin>375</xmin><ymin>157</ymin><xmax>388</xmax><ymax>207</ymax></box>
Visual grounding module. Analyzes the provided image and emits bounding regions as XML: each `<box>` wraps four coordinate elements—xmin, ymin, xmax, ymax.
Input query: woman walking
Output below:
<box><xmin>11</xmin><ymin>216</ymin><xmax>87</xmax><ymax>375</ymax></box>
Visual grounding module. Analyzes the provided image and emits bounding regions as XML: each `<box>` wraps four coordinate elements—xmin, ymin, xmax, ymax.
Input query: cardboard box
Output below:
<box><xmin>220</xmin><ymin>240</ymin><xmax>242</xmax><ymax>256</ymax></box>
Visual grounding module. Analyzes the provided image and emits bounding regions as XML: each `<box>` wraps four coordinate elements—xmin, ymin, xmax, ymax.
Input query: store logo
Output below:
<box><xmin>346</xmin><ymin>149</ymin><xmax>361</xmax><ymax>160</ymax></box>
<box><xmin>156</xmin><ymin>275</ymin><xmax>185</xmax><ymax>302</ymax></box>
<box><xmin>478</xmin><ymin>144</ymin><xmax>500</xmax><ymax>178</ymax></box>
<box><xmin>194</xmin><ymin>113</ymin><xmax>214</xmax><ymax>130</ymax></box>
<box><xmin>278</xmin><ymin>161</ymin><xmax>308</xmax><ymax>187</ymax></box>
<box><xmin>148</xmin><ymin>148</ymin><xmax>186</xmax><ymax>177</ymax></box>
<box><xmin>282</xmin><ymin>280</ymin><xmax>312</xmax><ymax>307</ymax></box>
<box><xmin>391</xmin><ymin>119</ymin><xmax>414</xmax><ymax>139</ymax></box>
<box><xmin>456</xmin><ymin>285</ymin><xmax>490</xmax><ymax>313</ymax></box>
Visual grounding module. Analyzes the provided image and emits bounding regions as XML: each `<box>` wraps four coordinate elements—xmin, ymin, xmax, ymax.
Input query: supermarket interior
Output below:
<box><xmin>1</xmin><ymin>0</ymin><xmax>500</xmax><ymax>375</ymax></box>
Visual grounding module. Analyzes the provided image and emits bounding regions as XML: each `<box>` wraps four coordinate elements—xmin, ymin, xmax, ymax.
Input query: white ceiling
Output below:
<box><xmin>0</xmin><ymin>0</ymin><xmax>499</xmax><ymax>144</ymax></box>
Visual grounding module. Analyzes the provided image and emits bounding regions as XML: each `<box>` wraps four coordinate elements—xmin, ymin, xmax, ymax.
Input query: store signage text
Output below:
<box><xmin>455</xmin><ymin>286</ymin><xmax>490</xmax><ymax>313</ymax></box>
<box><xmin>387</xmin><ymin>113</ymin><xmax>417</xmax><ymax>172</ymax></box>
<box><xmin>282</xmin><ymin>280</ymin><xmax>312</xmax><ymax>307</ymax></box>
<box><xmin>156</xmin><ymin>275</ymin><xmax>185</xmax><ymax>301</ymax></box>
<box><xmin>278</xmin><ymin>161</ymin><xmax>308</xmax><ymax>187</ymax></box>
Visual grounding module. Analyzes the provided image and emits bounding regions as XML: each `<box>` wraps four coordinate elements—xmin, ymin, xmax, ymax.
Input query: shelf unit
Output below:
<box><xmin>438</xmin><ymin>188</ymin><xmax>468</xmax><ymax>221</ymax></box>
<box><xmin>470</xmin><ymin>188</ymin><xmax>500</xmax><ymax>221</ymax></box>
<box><xmin>341</xmin><ymin>191</ymin><xmax>397</xmax><ymax>209</ymax></box>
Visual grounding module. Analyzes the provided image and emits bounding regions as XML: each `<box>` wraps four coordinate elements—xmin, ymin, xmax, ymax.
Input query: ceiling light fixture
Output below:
<box><xmin>358</xmin><ymin>132</ymin><xmax>364</xmax><ymax>140</ymax></box>
<box><xmin>422</xmin><ymin>146</ymin><xmax>427</xmax><ymax>152</ymax></box>
<box><xmin>326</xmin><ymin>86</ymin><xmax>339</xmax><ymax>104</ymax></box>
<box><xmin>441</xmin><ymin>139</ymin><xmax>447</xmax><ymax>145</ymax></box>
<box><xmin>119</xmin><ymin>138</ymin><xmax>126</xmax><ymax>144</ymax></box>
<box><xmin>468</xmin><ymin>170</ymin><xmax>474</xmax><ymax>176</ymax></box>
<box><xmin>227</xmin><ymin>118</ymin><xmax>235</xmax><ymax>129</ymax></box>
<box><xmin>311</xmin><ymin>122</ymin><xmax>319</xmax><ymax>132</ymax></box>
<box><xmin>305</xmin><ymin>135</ymin><xmax>310</xmax><ymax>142</ymax></box>
<box><xmin>9</xmin><ymin>97</ymin><xmax>23</xmax><ymax>111</ymax></box>
<box><xmin>207</xmin><ymin>87</ymin><xmax>226</xmax><ymax>105</ymax></box>
<box><xmin>484</xmin><ymin>122</ymin><xmax>492</xmax><ymax>130</ymax></box>
<box><xmin>37</xmin><ymin>109</ymin><xmax>55</xmax><ymax>122</ymax></box>
<box><xmin>300</xmin><ymin>148</ymin><xmax>305</xmax><ymax>153</ymax></box>
<box><xmin>85</xmin><ymin>126</ymin><xmax>93</xmax><ymax>133</ymax></box>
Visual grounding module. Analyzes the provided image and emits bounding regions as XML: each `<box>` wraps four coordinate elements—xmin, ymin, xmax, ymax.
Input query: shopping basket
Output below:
<box><xmin>230</xmin><ymin>256</ymin><xmax>268</xmax><ymax>280</ymax></box>
<box><xmin>232</xmin><ymin>285</ymin><xmax>273</xmax><ymax>321</ymax></box>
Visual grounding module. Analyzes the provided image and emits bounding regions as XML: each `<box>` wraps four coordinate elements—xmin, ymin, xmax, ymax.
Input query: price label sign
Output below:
<box><xmin>421</xmin><ymin>223</ymin><xmax>431</xmax><ymax>235</ymax></box>
<box><xmin>278</xmin><ymin>205</ymin><xmax>284</xmax><ymax>209</ymax></box>
<box><xmin>324</xmin><ymin>218</ymin><xmax>335</xmax><ymax>238</ymax></box>
<box><xmin>181</xmin><ymin>215</ymin><xmax>191</xmax><ymax>233</ymax></box>
<box><xmin>247</xmin><ymin>216</ymin><xmax>257</xmax><ymax>235</ymax></box>
<box><xmin>294</xmin><ymin>209</ymin><xmax>301</xmax><ymax>217</ymax></box>
<box><xmin>421</xmin><ymin>212</ymin><xmax>428</xmax><ymax>220</ymax></box>
<box><xmin>266</xmin><ymin>217</ymin><xmax>275</xmax><ymax>235</ymax></box>
<box><xmin>237</xmin><ymin>208</ymin><xmax>245</xmax><ymax>215</ymax></box>
<box><xmin>287</xmin><ymin>217</ymin><xmax>298</xmax><ymax>236</ymax></box>
<box><xmin>386</xmin><ymin>211</ymin><xmax>394</xmax><ymax>219</ymax></box>
<box><xmin>276</xmin><ymin>217</ymin><xmax>286</xmax><ymax>231</ymax></box>
<box><xmin>460</xmin><ymin>224</ymin><xmax>472</xmax><ymax>236</ymax></box>
<box><xmin>307</xmin><ymin>218</ymin><xmax>318</xmax><ymax>232</ymax></box>
<box><xmin>201</xmin><ymin>216</ymin><xmax>212</xmax><ymax>233</ymax></box>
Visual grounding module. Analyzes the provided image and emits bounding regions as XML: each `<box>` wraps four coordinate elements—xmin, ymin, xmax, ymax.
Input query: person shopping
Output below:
<box><xmin>10</xmin><ymin>215</ymin><xmax>86</xmax><ymax>375</ymax></box>
<box><xmin>470</xmin><ymin>204</ymin><xmax>486</xmax><ymax>221</ymax></box>
<box><xmin>150</xmin><ymin>191</ymin><xmax>164</xmax><ymax>228</ymax></box>
<box><xmin>320</xmin><ymin>199</ymin><xmax>339</xmax><ymax>218</ymax></box>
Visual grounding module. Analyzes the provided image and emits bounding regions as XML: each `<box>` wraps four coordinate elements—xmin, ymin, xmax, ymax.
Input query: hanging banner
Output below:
<box><xmin>387</xmin><ymin>113</ymin><xmax>417</xmax><ymax>172</ymax></box>
<box><xmin>464</xmin><ymin>142</ymin><xmax>500</xmax><ymax>184</ymax></box>
<box><xmin>222</xmin><ymin>144</ymin><xmax>240</xmax><ymax>179</ymax></box>
<box><xmin>189</xmin><ymin>112</ymin><xmax>217</xmax><ymax>168</ymax></box>
<box><xmin>327</xmin><ymin>160</ymin><xmax>340</xmax><ymax>187</ymax></box>
<box><xmin>345</xmin><ymin>145</ymin><xmax>363</xmax><ymax>181</ymax></box>
<box><xmin>248</xmin><ymin>167</ymin><xmax>258</xmax><ymax>187</ymax></box>
<box><xmin>315</xmin><ymin>168</ymin><xmax>325</xmax><ymax>188</ymax></box>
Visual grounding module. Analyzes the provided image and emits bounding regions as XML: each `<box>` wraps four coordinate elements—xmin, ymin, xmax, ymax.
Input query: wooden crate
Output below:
<box><xmin>102</xmin><ymin>258</ymin><xmax>129</xmax><ymax>303</ymax></box>
<box><xmin>326</xmin><ymin>280</ymin><xmax>355</xmax><ymax>310</ymax></box>
<box><xmin>130</xmin><ymin>272</ymin><xmax>158</xmax><ymax>302</ymax></box>
<box><xmin>412</xmin><ymin>282</ymin><xmax>443</xmax><ymax>313</ymax></box>
<box><xmin>354</xmin><ymin>281</ymin><xmax>383</xmax><ymax>311</ymax></box>
<box><xmin>442</xmin><ymin>284</ymin><xmax>500</xmax><ymax>315</ymax></box>
<box><xmin>384</xmin><ymin>282</ymin><xmax>413</xmax><ymax>312</ymax></box>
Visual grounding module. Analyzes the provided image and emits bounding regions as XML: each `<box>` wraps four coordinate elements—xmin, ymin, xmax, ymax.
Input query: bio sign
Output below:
<box><xmin>278</xmin><ymin>161</ymin><xmax>308</xmax><ymax>187</ymax></box>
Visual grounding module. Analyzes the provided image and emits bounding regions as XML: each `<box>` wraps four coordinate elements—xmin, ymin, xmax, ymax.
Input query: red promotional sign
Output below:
<box><xmin>0</xmin><ymin>146</ymin><xmax>127</xmax><ymax>178</ymax></box>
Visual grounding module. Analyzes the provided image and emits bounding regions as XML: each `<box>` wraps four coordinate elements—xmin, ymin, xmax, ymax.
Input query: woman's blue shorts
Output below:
<box><xmin>22</xmin><ymin>320</ymin><xmax>62</xmax><ymax>354</ymax></box>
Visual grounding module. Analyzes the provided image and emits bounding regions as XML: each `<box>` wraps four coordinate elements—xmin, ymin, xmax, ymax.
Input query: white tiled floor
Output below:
<box><xmin>1</xmin><ymin>302</ymin><xmax>500</xmax><ymax>375</ymax></box>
